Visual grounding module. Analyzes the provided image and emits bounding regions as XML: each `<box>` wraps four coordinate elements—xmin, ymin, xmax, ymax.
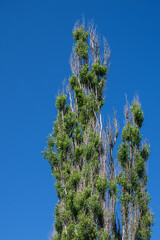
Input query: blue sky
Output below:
<box><xmin>0</xmin><ymin>0</ymin><xmax>160</xmax><ymax>239</ymax></box>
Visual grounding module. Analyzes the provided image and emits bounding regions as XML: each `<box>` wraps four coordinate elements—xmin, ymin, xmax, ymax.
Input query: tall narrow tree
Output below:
<box><xmin>43</xmin><ymin>21</ymin><xmax>154</xmax><ymax>240</ymax></box>
<box><xmin>117</xmin><ymin>98</ymin><xmax>154</xmax><ymax>240</ymax></box>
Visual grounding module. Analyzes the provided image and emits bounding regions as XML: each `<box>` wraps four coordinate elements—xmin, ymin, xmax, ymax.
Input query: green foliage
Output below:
<box><xmin>56</xmin><ymin>94</ymin><xmax>67</xmax><ymax>111</ymax></box>
<box><xmin>117</xmin><ymin>142</ymin><xmax>129</xmax><ymax>168</ymax></box>
<box><xmin>66</xmin><ymin>169</ymin><xmax>81</xmax><ymax>191</ymax></box>
<box><xmin>43</xmin><ymin>23</ymin><xmax>153</xmax><ymax>240</ymax></box>
<box><xmin>108</xmin><ymin>180</ymin><xmax>118</xmax><ymax>196</ymax></box>
<box><xmin>61</xmin><ymin>223</ymin><xmax>76</xmax><ymax>240</ymax></box>
<box><xmin>122</xmin><ymin>123</ymin><xmax>141</xmax><ymax>147</ymax></box>
<box><xmin>74</xmin><ymin>126</ymin><xmax>83</xmax><ymax>144</ymax></box>
<box><xmin>73</xmin><ymin>26</ymin><xmax>89</xmax><ymax>41</ymax></box>
<box><xmin>55</xmin><ymin>180</ymin><xmax>65</xmax><ymax>199</ymax></box>
<box><xmin>120</xmin><ymin>192</ymin><xmax>132</xmax><ymax>207</ymax></box>
<box><xmin>80</xmin><ymin>64</ymin><xmax>88</xmax><ymax>84</ymax></box>
<box><xmin>117</xmin><ymin>101</ymin><xmax>154</xmax><ymax>239</ymax></box>
<box><xmin>73</xmin><ymin>191</ymin><xmax>87</xmax><ymax>212</ymax></box>
<box><xmin>131</xmin><ymin>102</ymin><xmax>144</xmax><ymax>129</ymax></box>
<box><xmin>69</xmin><ymin>75</ymin><xmax>78</xmax><ymax>89</ymax></box>
<box><xmin>53</xmin><ymin>234</ymin><xmax>61</xmax><ymax>240</ymax></box>
<box><xmin>64</xmin><ymin>109</ymin><xmax>77</xmax><ymax>137</ymax></box>
<box><xmin>88</xmin><ymin>193</ymin><xmax>103</xmax><ymax>217</ymax></box>
<box><xmin>75</xmin><ymin>87</ymin><xmax>86</xmax><ymax>108</ymax></box>
<box><xmin>134</xmin><ymin>152</ymin><xmax>145</xmax><ymax>178</ymax></box>
<box><xmin>73</xmin><ymin>26</ymin><xmax>89</xmax><ymax>60</ymax></box>
<box><xmin>91</xmin><ymin>61</ymin><xmax>107</xmax><ymax>77</ymax></box>
<box><xmin>117</xmin><ymin>173</ymin><xmax>132</xmax><ymax>191</ymax></box>
<box><xmin>136</xmin><ymin>211</ymin><xmax>154</xmax><ymax>240</ymax></box>
<box><xmin>74</xmin><ymin>39</ymin><xmax>89</xmax><ymax>60</ymax></box>
<box><xmin>55</xmin><ymin>132</ymin><xmax>72</xmax><ymax>154</ymax></box>
<box><xmin>96</xmin><ymin>176</ymin><xmax>108</xmax><ymax>196</ymax></box>
<box><xmin>141</xmin><ymin>144</ymin><xmax>150</xmax><ymax>161</ymax></box>
<box><xmin>74</xmin><ymin>145</ymin><xmax>84</xmax><ymax>163</ymax></box>
<box><xmin>54</xmin><ymin>203</ymin><xmax>63</xmax><ymax>234</ymax></box>
<box><xmin>43</xmin><ymin>150</ymin><xmax>58</xmax><ymax>168</ymax></box>
<box><xmin>76</xmin><ymin>212</ymin><xmax>97</xmax><ymax>240</ymax></box>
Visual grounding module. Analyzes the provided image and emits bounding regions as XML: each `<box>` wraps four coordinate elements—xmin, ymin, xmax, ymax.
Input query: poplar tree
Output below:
<box><xmin>43</xmin><ymin>21</ymin><xmax>154</xmax><ymax>240</ymax></box>
<box><xmin>117</xmin><ymin>98</ymin><xmax>154</xmax><ymax>240</ymax></box>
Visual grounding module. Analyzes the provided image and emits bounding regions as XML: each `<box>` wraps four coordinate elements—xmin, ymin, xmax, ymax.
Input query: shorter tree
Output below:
<box><xmin>117</xmin><ymin>97</ymin><xmax>154</xmax><ymax>240</ymax></box>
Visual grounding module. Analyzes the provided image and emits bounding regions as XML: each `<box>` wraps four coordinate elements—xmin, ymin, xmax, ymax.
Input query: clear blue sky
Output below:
<box><xmin>0</xmin><ymin>0</ymin><xmax>160</xmax><ymax>239</ymax></box>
